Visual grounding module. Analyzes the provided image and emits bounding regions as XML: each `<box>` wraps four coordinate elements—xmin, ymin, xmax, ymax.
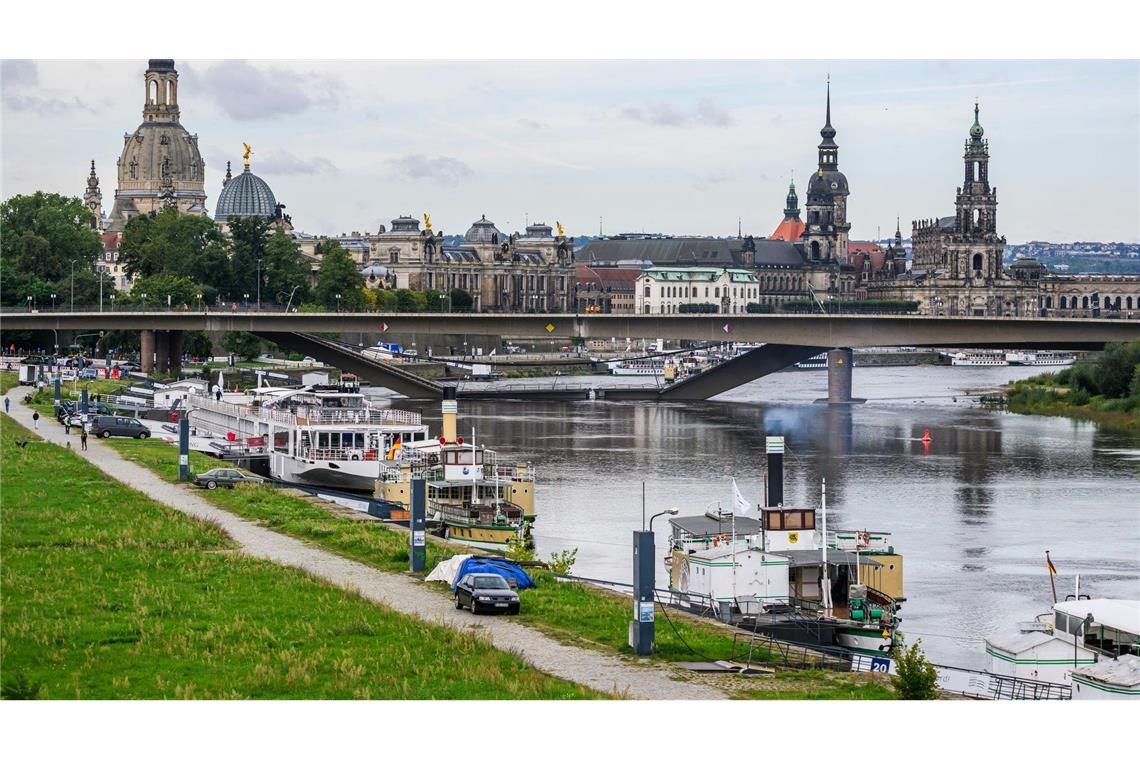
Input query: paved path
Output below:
<box><xmin>3</xmin><ymin>390</ymin><xmax>724</xmax><ymax>700</ymax></box>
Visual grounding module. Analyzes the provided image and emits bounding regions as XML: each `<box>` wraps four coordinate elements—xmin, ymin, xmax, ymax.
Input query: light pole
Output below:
<box><xmin>256</xmin><ymin>257</ymin><xmax>262</xmax><ymax>310</ymax></box>
<box><xmin>243</xmin><ymin>292</ymin><xmax>250</xmax><ymax>309</ymax></box>
<box><xmin>99</xmin><ymin>270</ymin><xmax>104</xmax><ymax>312</ymax></box>
<box><xmin>51</xmin><ymin>293</ymin><xmax>57</xmax><ymax>311</ymax></box>
<box><xmin>109</xmin><ymin>294</ymin><xmax>116</xmax><ymax>312</ymax></box>
<box><xmin>196</xmin><ymin>293</ymin><xmax>203</xmax><ymax>311</ymax></box>
<box><xmin>283</xmin><ymin>285</ymin><xmax>300</xmax><ymax>312</ymax></box>
<box><xmin>70</xmin><ymin>261</ymin><xmax>76</xmax><ymax>311</ymax></box>
<box><xmin>26</xmin><ymin>294</ymin><xmax>33</xmax><ymax>312</ymax></box>
<box><xmin>335</xmin><ymin>293</ymin><xmax>342</xmax><ymax>312</ymax></box>
<box><xmin>647</xmin><ymin>507</ymin><xmax>679</xmax><ymax>533</ymax></box>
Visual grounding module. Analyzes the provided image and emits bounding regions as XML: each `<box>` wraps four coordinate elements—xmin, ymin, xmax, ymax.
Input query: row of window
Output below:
<box><xmin>647</xmin><ymin>285</ymin><xmax>759</xmax><ymax>299</ymax></box>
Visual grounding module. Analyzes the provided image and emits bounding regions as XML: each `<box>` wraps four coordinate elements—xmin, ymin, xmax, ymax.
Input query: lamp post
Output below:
<box><xmin>335</xmin><ymin>293</ymin><xmax>342</xmax><ymax>313</ymax></box>
<box><xmin>256</xmin><ymin>257</ymin><xmax>262</xmax><ymax>310</ymax></box>
<box><xmin>283</xmin><ymin>285</ymin><xmax>300</xmax><ymax>313</ymax></box>
<box><xmin>51</xmin><ymin>293</ymin><xmax>57</xmax><ymax>311</ymax></box>
<box><xmin>70</xmin><ymin>261</ymin><xmax>76</xmax><ymax>311</ymax></box>
<box><xmin>109</xmin><ymin>294</ymin><xmax>116</xmax><ymax>312</ymax></box>
<box><xmin>26</xmin><ymin>295</ymin><xmax>33</xmax><ymax>312</ymax></box>
<box><xmin>242</xmin><ymin>292</ymin><xmax>249</xmax><ymax>309</ymax></box>
<box><xmin>196</xmin><ymin>293</ymin><xmax>203</xmax><ymax>311</ymax></box>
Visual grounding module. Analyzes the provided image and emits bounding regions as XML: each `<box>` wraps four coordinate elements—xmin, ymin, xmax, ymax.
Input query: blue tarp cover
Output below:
<box><xmin>451</xmin><ymin>556</ymin><xmax>535</xmax><ymax>591</ymax></box>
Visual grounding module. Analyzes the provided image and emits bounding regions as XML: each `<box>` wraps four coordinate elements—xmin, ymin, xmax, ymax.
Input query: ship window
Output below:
<box><xmin>802</xmin><ymin>511</ymin><xmax>816</xmax><ymax>530</ymax></box>
<box><xmin>784</xmin><ymin>511</ymin><xmax>804</xmax><ymax>530</ymax></box>
<box><xmin>273</xmin><ymin>432</ymin><xmax>288</xmax><ymax>452</ymax></box>
<box><xmin>765</xmin><ymin>511</ymin><xmax>783</xmax><ymax>530</ymax></box>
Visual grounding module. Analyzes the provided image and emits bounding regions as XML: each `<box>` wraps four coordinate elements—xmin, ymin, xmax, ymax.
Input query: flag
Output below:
<box><xmin>386</xmin><ymin>438</ymin><xmax>402</xmax><ymax>460</ymax></box>
<box><xmin>731</xmin><ymin>478</ymin><xmax>751</xmax><ymax>516</ymax></box>
<box><xmin>1046</xmin><ymin>554</ymin><xmax>1058</xmax><ymax>576</ymax></box>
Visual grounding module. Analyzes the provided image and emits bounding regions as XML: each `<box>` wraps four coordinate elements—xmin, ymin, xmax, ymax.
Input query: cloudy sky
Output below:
<box><xmin>2</xmin><ymin>59</ymin><xmax>1137</xmax><ymax>243</ymax></box>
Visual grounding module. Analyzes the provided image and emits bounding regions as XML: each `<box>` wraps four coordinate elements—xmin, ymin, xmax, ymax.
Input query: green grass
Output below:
<box><xmin>1</xmin><ymin>371</ymin><xmax>18</xmax><ymax>394</ymax></box>
<box><xmin>0</xmin><ymin>413</ymin><xmax>599</xmax><ymax>700</ymax></box>
<box><xmin>731</xmin><ymin>670</ymin><xmax>895</xmax><ymax>700</ymax></box>
<box><xmin>1006</xmin><ymin>378</ymin><xmax>1140</xmax><ymax>434</ymax></box>
<box><xmin>106</xmin><ymin>437</ymin><xmax>769</xmax><ymax>665</ymax></box>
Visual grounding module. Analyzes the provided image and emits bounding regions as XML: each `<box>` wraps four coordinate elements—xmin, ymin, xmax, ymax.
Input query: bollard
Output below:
<box><xmin>178</xmin><ymin>415</ymin><xmax>190</xmax><ymax>482</ymax></box>
<box><xmin>631</xmin><ymin>530</ymin><xmax>655</xmax><ymax>656</ymax></box>
<box><xmin>409</xmin><ymin>478</ymin><xmax>426</xmax><ymax>572</ymax></box>
<box><xmin>80</xmin><ymin>387</ymin><xmax>89</xmax><ymax>415</ymax></box>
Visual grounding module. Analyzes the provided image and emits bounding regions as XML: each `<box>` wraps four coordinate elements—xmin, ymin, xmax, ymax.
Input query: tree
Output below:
<box><xmin>263</xmin><ymin>227</ymin><xmax>311</xmax><ymax>307</ymax></box>
<box><xmin>221</xmin><ymin>332</ymin><xmax>263</xmax><ymax>360</ymax></box>
<box><xmin>0</xmin><ymin>192</ymin><xmax>101</xmax><ymax>306</ymax></box>
<box><xmin>312</xmin><ymin>241</ymin><xmax>366</xmax><ymax>310</ymax></box>
<box><xmin>128</xmin><ymin>274</ymin><xmax>200</xmax><ymax>309</ymax></box>
<box><xmin>449</xmin><ymin>288</ymin><xmax>474</xmax><ymax>313</ymax></box>
<box><xmin>118</xmin><ymin>208</ymin><xmax>228</xmax><ymax>288</ymax></box>
<box><xmin>228</xmin><ymin>216</ymin><xmax>273</xmax><ymax>301</ymax></box>
<box><xmin>1094</xmin><ymin>340</ymin><xmax>1140</xmax><ymax>399</ymax></box>
<box><xmin>394</xmin><ymin>289</ymin><xmax>420</xmax><ymax>312</ymax></box>
<box><xmin>182</xmin><ymin>331</ymin><xmax>214</xmax><ymax>359</ymax></box>
<box><xmin>890</xmin><ymin>637</ymin><xmax>939</xmax><ymax>699</ymax></box>
<box><xmin>424</xmin><ymin>288</ymin><xmax>445</xmax><ymax>312</ymax></box>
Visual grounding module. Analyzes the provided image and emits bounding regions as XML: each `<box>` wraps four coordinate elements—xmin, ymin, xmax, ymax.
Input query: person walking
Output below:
<box><xmin>64</xmin><ymin>416</ymin><xmax>72</xmax><ymax>434</ymax></box>
<box><xmin>3</xmin><ymin>396</ymin><xmax>9</xmax><ymax>414</ymax></box>
<box><xmin>32</xmin><ymin>410</ymin><xmax>40</xmax><ymax>430</ymax></box>
<box><xmin>80</xmin><ymin>427</ymin><xmax>88</xmax><ymax>451</ymax></box>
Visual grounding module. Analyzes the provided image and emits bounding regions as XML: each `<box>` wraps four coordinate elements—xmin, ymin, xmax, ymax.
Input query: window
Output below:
<box><xmin>972</xmin><ymin>253</ymin><xmax>983</xmax><ymax>273</ymax></box>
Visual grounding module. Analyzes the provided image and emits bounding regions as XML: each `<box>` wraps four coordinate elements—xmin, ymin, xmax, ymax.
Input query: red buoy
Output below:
<box><xmin>921</xmin><ymin>428</ymin><xmax>932</xmax><ymax>442</ymax></box>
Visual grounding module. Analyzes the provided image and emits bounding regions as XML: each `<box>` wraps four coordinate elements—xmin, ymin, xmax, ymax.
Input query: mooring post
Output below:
<box><xmin>410</xmin><ymin>478</ymin><xmax>426</xmax><ymax>572</ymax></box>
<box><xmin>631</xmin><ymin>529</ymin><xmax>655</xmax><ymax>656</ymax></box>
<box><xmin>178</xmin><ymin>415</ymin><xmax>190</xmax><ymax>482</ymax></box>
<box><xmin>53</xmin><ymin>376</ymin><xmax>61</xmax><ymax>403</ymax></box>
<box><xmin>80</xmin><ymin>387</ymin><xmax>89</xmax><ymax>415</ymax></box>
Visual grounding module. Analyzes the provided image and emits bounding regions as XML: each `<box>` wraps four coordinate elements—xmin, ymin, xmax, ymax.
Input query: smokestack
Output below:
<box><xmin>442</xmin><ymin>385</ymin><xmax>457</xmax><ymax>444</ymax></box>
<box><xmin>766</xmin><ymin>436</ymin><xmax>784</xmax><ymax>507</ymax></box>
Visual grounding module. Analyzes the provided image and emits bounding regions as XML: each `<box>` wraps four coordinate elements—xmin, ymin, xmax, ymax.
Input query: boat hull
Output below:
<box><xmin>272</xmin><ymin>453</ymin><xmax>381</xmax><ymax>493</ymax></box>
<box><xmin>444</xmin><ymin>523</ymin><xmax>519</xmax><ymax>550</ymax></box>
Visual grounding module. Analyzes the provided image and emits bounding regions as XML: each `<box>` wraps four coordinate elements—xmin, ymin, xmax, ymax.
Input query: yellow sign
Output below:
<box><xmin>788</xmin><ymin>532</ymin><xmax>799</xmax><ymax>544</ymax></box>
<box><xmin>545</xmin><ymin>323</ymin><xmax>555</xmax><ymax>333</ymax></box>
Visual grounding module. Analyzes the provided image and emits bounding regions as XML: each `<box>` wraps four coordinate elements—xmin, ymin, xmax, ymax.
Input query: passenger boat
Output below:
<box><xmin>1004</xmin><ymin>351</ymin><xmax>1076</xmax><ymax>367</ymax></box>
<box><xmin>984</xmin><ymin>588</ymin><xmax>1140</xmax><ymax>698</ymax></box>
<box><xmin>608</xmin><ymin>358</ymin><xmax>665</xmax><ymax>376</ymax></box>
<box><xmin>376</xmin><ymin>387</ymin><xmax>536</xmax><ymax>550</ymax></box>
<box><xmin>667</xmin><ymin>436</ymin><xmax>904</xmax><ymax>657</ymax></box>
<box><xmin>948</xmin><ymin>350</ymin><xmax>1008</xmax><ymax>367</ymax></box>
<box><xmin>187</xmin><ymin>376</ymin><xmax>430</xmax><ymax>492</ymax></box>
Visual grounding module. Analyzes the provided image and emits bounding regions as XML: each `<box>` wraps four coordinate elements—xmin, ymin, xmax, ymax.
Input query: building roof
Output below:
<box><xmin>1054</xmin><ymin>599</ymin><xmax>1140</xmax><ymax>634</ymax></box>
<box><xmin>670</xmin><ymin>514</ymin><xmax>763</xmax><ymax>537</ymax></box>
<box><xmin>639</xmin><ymin>267</ymin><xmax>759</xmax><ymax>283</ymax></box>
<box><xmin>389</xmin><ymin>216</ymin><xmax>421</xmax><ymax>233</ymax></box>
<box><xmin>465</xmin><ymin>215</ymin><xmax>502</xmax><ymax>244</ymax></box>
<box><xmin>849</xmin><ymin>242</ymin><xmax>887</xmax><ymax>273</ymax></box>
<box><xmin>770</xmin><ymin>549</ymin><xmax>881</xmax><ymax>569</ymax></box>
<box><xmin>771</xmin><ymin>217</ymin><xmax>805</xmax><ymax>242</ymax></box>
<box><xmin>985</xmin><ymin>630</ymin><xmax>1055</xmax><ymax>655</ymax></box>
<box><xmin>577</xmin><ymin>237</ymin><xmax>803</xmax><ymax>269</ymax></box>
<box><xmin>214</xmin><ymin>168</ymin><xmax>277</xmax><ymax>222</ymax></box>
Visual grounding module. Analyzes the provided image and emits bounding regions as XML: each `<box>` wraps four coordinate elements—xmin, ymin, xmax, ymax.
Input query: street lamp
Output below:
<box><xmin>335</xmin><ymin>293</ymin><xmax>342</xmax><ymax>312</ymax></box>
<box><xmin>109</xmin><ymin>294</ymin><xmax>116</xmax><ymax>312</ymax></box>
<box><xmin>243</xmin><ymin>292</ymin><xmax>250</xmax><ymax>308</ymax></box>
<box><xmin>51</xmin><ymin>293</ymin><xmax>57</xmax><ymax>311</ymax></box>
<box><xmin>26</xmin><ymin>295</ymin><xmax>33</xmax><ymax>311</ymax></box>
<box><xmin>196</xmin><ymin>293</ymin><xmax>203</xmax><ymax>311</ymax></box>
<box><xmin>647</xmin><ymin>507</ymin><xmax>679</xmax><ymax>532</ymax></box>
<box><xmin>70</xmin><ymin>261</ymin><xmax>76</xmax><ymax>311</ymax></box>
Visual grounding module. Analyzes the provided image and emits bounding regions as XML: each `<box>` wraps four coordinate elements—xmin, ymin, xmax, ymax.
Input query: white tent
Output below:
<box><xmin>425</xmin><ymin>554</ymin><xmax>474</xmax><ymax>585</ymax></box>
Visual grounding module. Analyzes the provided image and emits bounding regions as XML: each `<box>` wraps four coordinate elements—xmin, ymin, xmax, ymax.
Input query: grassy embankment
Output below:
<box><xmin>105</xmin><ymin>437</ymin><xmax>896</xmax><ymax>698</ymax></box>
<box><xmin>0</xmin><ymin>413</ymin><xmax>599</xmax><ymax>699</ymax></box>
<box><xmin>0</xmin><ymin>371</ymin><xmax>18</xmax><ymax>394</ymax></box>
<box><xmin>1005</xmin><ymin>341</ymin><xmax>1140</xmax><ymax>434</ymax></box>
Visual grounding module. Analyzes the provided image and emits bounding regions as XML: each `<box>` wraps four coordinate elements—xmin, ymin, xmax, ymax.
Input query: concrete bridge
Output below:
<box><xmin>6</xmin><ymin>311</ymin><xmax>1137</xmax><ymax>401</ymax></box>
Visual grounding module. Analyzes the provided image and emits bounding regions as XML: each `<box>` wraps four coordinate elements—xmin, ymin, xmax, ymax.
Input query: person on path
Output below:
<box><xmin>3</xmin><ymin>397</ymin><xmax>9</xmax><ymax>413</ymax></box>
<box><xmin>80</xmin><ymin>428</ymin><xmax>88</xmax><ymax>451</ymax></box>
<box><xmin>32</xmin><ymin>410</ymin><xmax>40</xmax><ymax>430</ymax></box>
<box><xmin>64</xmin><ymin>417</ymin><xmax>71</xmax><ymax>434</ymax></box>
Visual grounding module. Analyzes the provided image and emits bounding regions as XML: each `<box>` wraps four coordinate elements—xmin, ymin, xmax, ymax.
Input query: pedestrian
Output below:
<box><xmin>81</xmin><ymin>427</ymin><xmax>88</xmax><ymax>451</ymax></box>
<box><xmin>3</xmin><ymin>397</ymin><xmax>9</xmax><ymax>413</ymax></box>
<box><xmin>32</xmin><ymin>410</ymin><xmax>40</xmax><ymax>430</ymax></box>
<box><xmin>64</xmin><ymin>416</ymin><xmax>71</xmax><ymax>434</ymax></box>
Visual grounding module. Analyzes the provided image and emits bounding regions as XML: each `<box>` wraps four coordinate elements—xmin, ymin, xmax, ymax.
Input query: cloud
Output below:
<box><xmin>256</xmin><ymin>150</ymin><xmax>337</xmax><ymax>175</ymax></box>
<box><xmin>619</xmin><ymin>97</ymin><xmax>733</xmax><ymax>128</ymax></box>
<box><xmin>518</xmin><ymin>118</ymin><xmax>547</xmax><ymax>130</ymax></box>
<box><xmin>194</xmin><ymin>60</ymin><xmax>342</xmax><ymax>121</ymax></box>
<box><xmin>691</xmin><ymin>170</ymin><xmax>735</xmax><ymax>191</ymax></box>
<box><xmin>388</xmin><ymin>154</ymin><xmax>474</xmax><ymax>183</ymax></box>
<box><xmin>2</xmin><ymin>59</ymin><xmax>96</xmax><ymax>116</ymax></box>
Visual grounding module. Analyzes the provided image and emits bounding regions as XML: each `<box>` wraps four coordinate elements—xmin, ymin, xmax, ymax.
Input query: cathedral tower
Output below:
<box><xmin>801</xmin><ymin>79</ymin><xmax>851</xmax><ymax>267</ymax></box>
<box><xmin>107</xmin><ymin>59</ymin><xmax>207</xmax><ymax>229</ymax></box>
<box><xmin>951</xmin><ymin>100</ymin><xmax>1004</xmax><ymax>280</ymax></box>
<box><xmin>83</xmin><ymin>160</ymin><xmax>104</xmax><ymax>231</ymax></box>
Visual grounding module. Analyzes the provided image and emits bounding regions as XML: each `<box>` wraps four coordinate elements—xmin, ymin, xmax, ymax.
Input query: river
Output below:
<box><xmin>384</xmin><ymin>364</ymin><xmax>1140</xmax><ymax>669</ymax></box>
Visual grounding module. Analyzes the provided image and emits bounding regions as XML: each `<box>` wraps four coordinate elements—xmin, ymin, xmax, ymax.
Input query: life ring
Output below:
<box><xmin>350</xmin><ymin>453</ymin><xmax>361</xmax><ymax>461</ymax></box>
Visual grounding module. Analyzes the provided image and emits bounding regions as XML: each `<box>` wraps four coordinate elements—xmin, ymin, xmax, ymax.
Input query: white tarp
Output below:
<box><xmin>425</xmin><ymin>554</ymin><xmax>474</xmax><ymax>585</ymax></box>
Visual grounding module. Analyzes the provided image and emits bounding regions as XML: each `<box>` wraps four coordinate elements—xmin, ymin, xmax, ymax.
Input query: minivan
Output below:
<box><xmin>89</xmin><ymin>415</ymin><xmax>151</xmax><ymax>439</ymax></box>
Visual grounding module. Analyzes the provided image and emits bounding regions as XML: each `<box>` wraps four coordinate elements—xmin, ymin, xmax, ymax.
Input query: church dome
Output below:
<box><xmin>465</xmin><ymin>214</ymin><xmax>502</xmax><ymax>244</ymax></box>
<box><xmin>389</xmin><ymin>215</ymin><xmax>421</xmax><ymax>233</ymax></box>
<box><xmin>807</xmin><ymin>169</ymin><xmax>848</xmax><ymax>197</ymax></box>
<box><xmin>215</xmin><ymin>167</ymin><xmax>277</xmax><ymax>222</ymax></box>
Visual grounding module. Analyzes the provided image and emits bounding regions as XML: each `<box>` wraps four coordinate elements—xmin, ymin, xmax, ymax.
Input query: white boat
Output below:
<box><xmin>793</xmin><ymin>353</ymin><xmax>828</xmax><ymax>370</ymax></box>
<box><xmin>187</xmin><ymin>378</ymin><xmax>430</xmax><ymax>492</ymax></box>
<box><xmin>985</xmin><ymin>596</ymin><xmax>1140</xmax><ymax>698</ymax></box>
<box><xmin>949</xmin><ymin>351</ymin><xmax>1008</xmax><ymax>367</ymax></box>
<box><xmin>1005</xmin><ymin>351</ymin><xmax>1076</xmax><ymax>367</ymax></box>
<box><xmin>608</xmin><ymin>358</ymin><xmax>665</xmax><ymax>376</ymax></box>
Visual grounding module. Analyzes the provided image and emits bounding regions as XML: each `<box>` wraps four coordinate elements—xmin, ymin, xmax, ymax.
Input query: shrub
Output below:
<box><xmin>677</xmin><ymin>303</ymin><xmax>718</xmax><ymax>314</ymax></box>
<box><xmin>548</xmin><ymin>548</ymin><xmax>578</xmax><ymax>575</ymax></box>
<box><xmin>890</xmin><ymin>637</ymin><xmax>939</xmax><ymax>700</ymax></box>
<box><xmin>745</xmin><ymin>303</ymin><xmax>775</xmax><ymax>313</ymax></box>
<box><xmin>506</xmin><ymin>532</ymin><xmax>535</xmax><ymax>563</ymax></box>
<box><xmin>1</xmin><ymin>672</ymin><xmax>43</xmax><ymax>700</ymax></box>
<box><xmin>1068</xmin><ymin>387</ymin><xmax>1091</xmax><ymax>406</ymax></box>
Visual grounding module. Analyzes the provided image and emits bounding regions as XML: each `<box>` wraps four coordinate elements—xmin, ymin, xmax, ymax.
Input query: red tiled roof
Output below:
<box><xmin>771</xmin><ymin>217</ymin><xmax>805</xmax><ymax>242</ymax></box>
<box><xmin>101</xmin><ymin>232</ymin><xmax>120</xmax><ymax>252</ymax></box>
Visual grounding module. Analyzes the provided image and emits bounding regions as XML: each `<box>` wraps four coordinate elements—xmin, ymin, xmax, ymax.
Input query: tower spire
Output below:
<box><xmin>970</xmin><ymin>97</ymin><xmax>984</xmax><ymax>139</ymax></box>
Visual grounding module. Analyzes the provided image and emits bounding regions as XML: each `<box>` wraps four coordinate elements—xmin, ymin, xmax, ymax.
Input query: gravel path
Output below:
<box><xmin>3</xmin><ymin>390</ymin><xmax>724</xmax><ymax>700</ymax></box>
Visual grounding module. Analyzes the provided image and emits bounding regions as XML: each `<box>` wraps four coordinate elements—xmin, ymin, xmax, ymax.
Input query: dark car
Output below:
<box><xmin>89</xmin><ymin>415</ymin><xmax>150</xmax><ymax>439</ymax></box>
<box><xmin>454</xmin><ymin>573</ymin><xmax>520</xmax><ymax>615</ymax></box>
<box><xmin>194</xmin><ymin>468</ymin><xmax>264</xmax><ymax>490</ymax></box>
<box><xmin>115</xmin><ymin>362</ymin><xmax>141</xmax><ymax>372</ymax></box>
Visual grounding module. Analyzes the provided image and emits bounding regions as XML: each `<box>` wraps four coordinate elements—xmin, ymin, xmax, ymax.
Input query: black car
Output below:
<box><xmin>454</xmin><ymin>573</ymin><xmax>520</xmax><ymax>615</ymax></box>
<box><xmin>89</xmin><ymin>415</ymin><xmax>151</xmax><ymax>439</ymax></box>
<box><xmin>194</xmin><ymin>467</ymin><xmax>265</xmax><ymax>490</ymax></box>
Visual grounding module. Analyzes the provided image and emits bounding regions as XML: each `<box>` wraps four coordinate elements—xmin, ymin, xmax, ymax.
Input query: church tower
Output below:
<box><xmin>801</xmin><ymin>79</ymin><xmax>851</xmax><ymax>268</ymax></box>
<box><xmin>108</xmin><ymin>59</ymin><xmax>207</xmax><ymax>229</ymax></box>
<box><xmin>950</xmin><ymin>100</ymin><xmax>1004</xmax><ymax>281</ymax></box>
<box><xmin>771</xmin><ymin>175</ymin><xmax>806</xmax><ymax>242</ymax></box>
<box><xmin>83</xmin><ymin>160</ymin><xmax>104</xmax><ymax>231</ymax></box>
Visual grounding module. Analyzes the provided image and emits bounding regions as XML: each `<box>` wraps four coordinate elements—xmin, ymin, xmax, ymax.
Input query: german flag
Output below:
<box><xmin>385</xmin><ymin>438</ymin><xmax>402</xmax><ymax>461</ymax></box>
<box><xmin>1046</xmin><ymin>554</ymin><xmax>1058</xmax><ymax>576</ymax></box>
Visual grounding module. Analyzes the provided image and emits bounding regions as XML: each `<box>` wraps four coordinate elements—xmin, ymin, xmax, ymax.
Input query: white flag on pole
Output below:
<box><xmin>732</xmin><ymin>478</ymin><xmax>752</xmax><ymax>516</ymax></box>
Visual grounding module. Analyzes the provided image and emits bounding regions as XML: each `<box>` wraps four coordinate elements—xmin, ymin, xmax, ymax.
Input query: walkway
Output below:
<box><xmin>2</xmin><ymin>389</ymin><xmax>724</xmax><ymax>700</ymax></box>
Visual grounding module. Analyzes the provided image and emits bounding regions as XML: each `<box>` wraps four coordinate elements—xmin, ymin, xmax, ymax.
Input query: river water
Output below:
<box><xmin>385</xmin><ymin>365</ymin><xmax>1140</xmax><ymax>669</ymax></box>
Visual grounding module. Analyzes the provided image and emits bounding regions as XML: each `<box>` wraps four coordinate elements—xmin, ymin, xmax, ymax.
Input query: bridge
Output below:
<box><xmin>6</xmin><ymin>311</ymin><xmax>1137</xmax><ymax>401</ymax></box>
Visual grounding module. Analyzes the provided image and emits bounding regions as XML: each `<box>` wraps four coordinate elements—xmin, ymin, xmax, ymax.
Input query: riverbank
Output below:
<box><xmin>0</xmin><ymin>413</ymin><xmax>597</xmax><ymax>700</ymax></box>
<box><xmin>1005</xmin><ymin>370</ymin><xmax>1140</xmax><ymax>434</ymax></box>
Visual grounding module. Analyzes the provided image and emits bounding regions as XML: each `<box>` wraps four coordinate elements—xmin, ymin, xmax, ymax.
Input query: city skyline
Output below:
<box><xmin>2</xmin><ymin>59</ymin><xmax>1137</xmax><ymax>244</ymax></box>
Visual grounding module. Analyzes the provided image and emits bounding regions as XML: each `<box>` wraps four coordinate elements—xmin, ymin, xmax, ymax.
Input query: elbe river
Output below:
<box><xmin>386</xmin><ymin>364</ymin><xmax>1140</xmax><ymax>669</ymax></box>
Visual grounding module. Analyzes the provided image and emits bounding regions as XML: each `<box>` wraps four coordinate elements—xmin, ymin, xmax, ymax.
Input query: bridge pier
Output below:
<box><xmin>168</xmin><ymin>330</ymin><xmax>183</xmax><ymax>375</ymax></box>
<box><xmin>817</xmin><ymin>348</ymin><xmax>865</xmax><ymax>405</ymax></box>
<box><xmin>155</xmin><ymin>330</ymin><xmax>170</xmax><ymax>375</ymax></box>
<box><xmin>141</xmin><ymin>330</ymin><xmax>155</xmax><ymax>374</ymax></box>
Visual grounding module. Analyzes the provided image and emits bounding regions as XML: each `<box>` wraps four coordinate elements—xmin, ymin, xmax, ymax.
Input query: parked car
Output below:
<box><xmin>454</xmin><ymin>573</ymin><xmax>521</xmax><ymax>615</ymax></box>
<box><xmin>194</xmin><ymin>468</ymin><xmax>265</xmax><ymax>490</ymax></box>
<box><xmin>115</xmin><ymin>361</ymin><xmax>141</xmax><ymax>372</ymax></box>
<box><xmin>89</xmin><ymin>415</ymin><xmax>151</xmax><ymax>439</ymax></box>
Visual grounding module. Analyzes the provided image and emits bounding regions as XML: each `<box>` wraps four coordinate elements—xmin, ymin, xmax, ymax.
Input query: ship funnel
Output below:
<box><xmin>442</xmin><ymin>385</ymin><xmax>458</xmax><ymax>444</ymax></box>
<box><xmin>766</xmin><ymin>436</ymin><xmax>784</xmax><ymax>507</ymax></box>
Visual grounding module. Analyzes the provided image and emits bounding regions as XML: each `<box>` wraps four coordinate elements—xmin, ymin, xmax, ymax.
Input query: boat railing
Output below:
<box><xmin>190</xmin><ymin>394</ymin><xmax>422</xmax><ymax>427</ymax></box>
<box><xmin>298</xmin><ymin>447</ymin><xmax>381</xmax><ymax>462</ymax></box>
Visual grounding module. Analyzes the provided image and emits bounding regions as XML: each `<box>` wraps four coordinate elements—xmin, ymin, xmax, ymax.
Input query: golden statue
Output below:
<box><xmin>423</xmin><ymin>212</ymin><xmax>432</xmax><ymax>233</ymax></box>
<box><xmin>556</xmin><ymin>221</ymin><xmax>565</xmax><ymax>237</ymax></box>
<box><xmin>242</xmin><ymin>143</ymin><xmax>253</xmax><ymax>170</ymax></box>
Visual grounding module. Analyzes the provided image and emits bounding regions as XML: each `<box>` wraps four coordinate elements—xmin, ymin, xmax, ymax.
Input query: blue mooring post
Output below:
<box><xmin>178</xmin><ymin>415</ymin><xmax>190</xmax><ymax>482</ymax></box>
<box><xmin>80</xmin><ymin>387</ymin><xmax>89</xmax><ymax>415</ymax></box>
<box><xmin>410</xmin><ymin>478</ymin><xmax>426</xmax><ymax>572</ymax></box>
<box><xmin>53</xmin><ymin>377</ymin><xmax>61</xmax><ymax>402</ymax></box>
<box><xmin>631</xmin><ymin>530</ymin><xmax>655</xmax><ymax>656</ymax></box>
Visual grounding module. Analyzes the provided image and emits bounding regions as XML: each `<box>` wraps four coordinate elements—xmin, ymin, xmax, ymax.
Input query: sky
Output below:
<box><xmin>2</xmin><ymin>59</ymin><xmax>1138</xmax><ymax>244</ymax></box>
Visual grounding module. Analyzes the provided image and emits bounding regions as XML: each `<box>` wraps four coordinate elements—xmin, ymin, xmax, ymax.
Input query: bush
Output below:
<box><xmin>677</xmin><ymin>303</ymin><xmax>718</xmax><ymax>314</ymax></box>
<box><xmin>781</xmin><ymin>299</ymin><xmax>919</xmax><ymax>314</ymax></box>
<box><xmin>506</xmin><ymin>532</ymin><xmax>535</xmax><ymax>563</ymax></box>
<box><xmin>1068</xmin><ymin>387</ymin><xmax>1091</xmax><ymax>406</ymax></box>
<box><xmin>547</xmin><ymin>548</ymin><xmax>578</xmax><ymax>575</ymax></box>
<box><xmin>745</xmin><ymin>303</ymin><xmax>775</xmax><ymax>313</ymax></box>
<box><xmin>890</xmin><ymin>637</ymin><xmax>939</xmax><ymax>700</ymax></box>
